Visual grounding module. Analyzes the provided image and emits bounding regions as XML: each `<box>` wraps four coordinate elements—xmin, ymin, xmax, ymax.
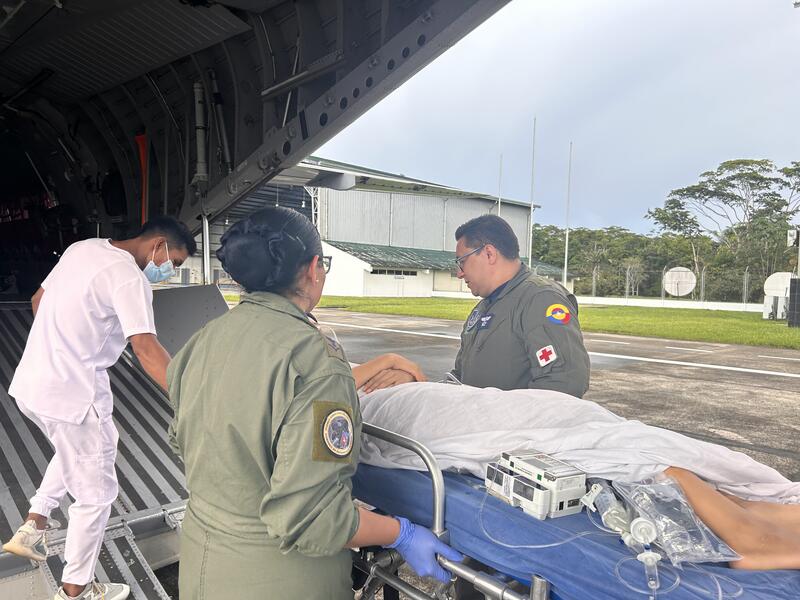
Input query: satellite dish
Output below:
<box><xmin>764</xmin><ymin>272</ymin><xmax>793</xmax><ymax>297</ymax></box>
<box><xmin>663</xmin><ymin>267</ymin><xmax>696</xmax><ymax>297</ymax></box>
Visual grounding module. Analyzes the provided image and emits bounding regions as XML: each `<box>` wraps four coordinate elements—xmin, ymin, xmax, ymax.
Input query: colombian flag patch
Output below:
<box><xmin>545</xmin><ymin>303</ymin><xmax>571</xmax><ymax>325</ymax></box>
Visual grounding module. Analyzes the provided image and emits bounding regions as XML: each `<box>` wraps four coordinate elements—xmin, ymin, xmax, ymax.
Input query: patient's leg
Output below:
<box><xmin>664</xmin><ymin>467</ymin><xmax>800</xmax><ymax>570</ymax></box>
<box><xmin>719</xmin><ymin>491</ymin><xmax>800</xmax><ymax>533</ymax></box>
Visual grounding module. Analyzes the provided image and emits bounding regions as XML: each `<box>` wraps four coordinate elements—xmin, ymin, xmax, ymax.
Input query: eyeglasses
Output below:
<box><xmin>453</xmin><ymin>245</ymin><xmax>485</xmax><ymax>270</ymax></box>
<box><xmin>320</xmin><ymin>255</ymin><xmax>333</xmax><ymax>273</ymax></box>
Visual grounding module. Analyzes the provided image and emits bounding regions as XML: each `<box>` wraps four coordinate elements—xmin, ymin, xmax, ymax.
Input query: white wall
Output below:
<box><xmin>320</xmin><ymin>188</ymin><xmax>532</xmax><ymax>253</ymax></box>
<box><xmin>577</xmin><ymin>296</ymin><xmax>763</xmax><ymax>313</ymax></box>
<box><xmin>364</xmin><ymin>269</ymin><xmax>434</xmax><ymax>297</ymax></box>
<box><xmin>322</xmin><ymin>241</ymin><xmax>369</xmax><ymax>296</ymax></box>
<box><xmin>433</xmin><ymin>269</ymin><xmax>469</xmax><ymax>293</ymax></box>
<box><xmin>433</xmin><ymin>276</ymin><xmax>574</xmax><ymax>299</ymax></box>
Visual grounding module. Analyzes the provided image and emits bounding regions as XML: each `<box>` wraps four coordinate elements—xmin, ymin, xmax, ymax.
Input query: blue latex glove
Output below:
<box><xmin>387</xmin><ymin>517</ymin><xmax>463</xmax><ymax>583</ymax></box>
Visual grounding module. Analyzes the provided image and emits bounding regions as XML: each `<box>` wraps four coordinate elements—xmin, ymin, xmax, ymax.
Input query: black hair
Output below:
<box><xmin>216</xmin><ymin>206</ymin><xmax>323</xmax><ymax>293</ymax></box>
<box><xmin>139</xmin><ymin>216</ymin><xmax>197</xmax><ymax>256</ymax></box>
<box><xmin>454</xmin><ymin>214</ymin><xmax>519</xmax><ymax>259</ymax></box>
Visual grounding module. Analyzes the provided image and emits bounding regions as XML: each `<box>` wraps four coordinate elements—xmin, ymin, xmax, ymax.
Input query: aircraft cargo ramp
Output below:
<box><xmin>0</xmin><ymin>302</ymin><xmax>187</xmax><ymax>599</ymax></box>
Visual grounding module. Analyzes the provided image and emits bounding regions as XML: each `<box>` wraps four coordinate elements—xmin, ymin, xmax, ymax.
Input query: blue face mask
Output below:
<box><xmin>143</xmin><ymin>241</ymin><xmax>175</xmax><ymax>283</ymax></box>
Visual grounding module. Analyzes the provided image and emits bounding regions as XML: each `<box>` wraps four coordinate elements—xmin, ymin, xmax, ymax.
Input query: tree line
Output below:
<box><xmin>531</xmin><ymin>159</ymin><xmax>800</xmax><ymax>302</ymax></box>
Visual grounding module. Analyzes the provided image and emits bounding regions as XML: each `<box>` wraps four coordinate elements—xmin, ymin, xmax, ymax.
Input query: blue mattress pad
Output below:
<box><xmin>353</xmin><ymin>465</ymin><xmax>800</xmax><ymax>600</ymax></box>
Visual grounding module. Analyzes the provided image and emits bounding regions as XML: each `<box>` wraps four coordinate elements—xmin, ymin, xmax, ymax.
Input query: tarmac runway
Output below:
<box><xmin>315</xmin><ymin>308</ymin><xmax>800</xmax><ymax>481</ymax></box>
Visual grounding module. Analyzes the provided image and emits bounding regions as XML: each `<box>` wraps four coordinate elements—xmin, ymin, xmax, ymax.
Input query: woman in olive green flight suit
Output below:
<box><xmin>167</xmin><ymin>207</ymin><xmax>461</xmax><ymax>599</ymax></box>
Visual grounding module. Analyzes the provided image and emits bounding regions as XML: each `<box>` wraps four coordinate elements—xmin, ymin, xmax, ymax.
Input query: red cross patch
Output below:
<box><xmin>536</xmin><ymin>345</ymin><xmax>557</xmax><ymax>367</ymax></box>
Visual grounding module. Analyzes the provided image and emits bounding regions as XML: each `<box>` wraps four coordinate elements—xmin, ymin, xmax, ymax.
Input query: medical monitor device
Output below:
<box><xmin>485</xmin><ymin>451</ymin><xmax>587</xmax><ymax>520</ymax></box>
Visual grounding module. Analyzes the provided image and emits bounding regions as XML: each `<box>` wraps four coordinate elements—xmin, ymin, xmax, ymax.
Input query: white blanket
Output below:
<box><xmin>359</xmin><ymin>382</ymin><xmax>800</xmax><ymax>504</ymax></box>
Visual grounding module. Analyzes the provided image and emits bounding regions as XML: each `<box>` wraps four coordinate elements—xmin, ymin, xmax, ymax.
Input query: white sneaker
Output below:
<box><xmin>2</xmin><ymin>519</ymin><xmax>47</xmax><ymax>561</ymax></box>
<box><xmin>54</xmin><ymin>582</ymin><xmax>130</xmax><ymax>600</ymax></box>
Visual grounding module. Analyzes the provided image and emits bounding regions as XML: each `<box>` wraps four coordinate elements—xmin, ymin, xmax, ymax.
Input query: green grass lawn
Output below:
<box><xmin>318</xmin><ymin>295</ymin><xmax>479</xmax><ymax>321</ymax></box>
<box><xmin>579</xmin><ymin>305</ymin><xmax>800</xmax><ymax>349</ymax></box>
<box><xmin>317</xmin><ymin>296</ymin><xmax>800</xmax><ymax>350</ymax></box>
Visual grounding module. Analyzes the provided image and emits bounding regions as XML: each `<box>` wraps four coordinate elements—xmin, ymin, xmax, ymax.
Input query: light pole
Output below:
<box><xmin>562</xmin><ymin>142</ymin><xmax>573</xmax><ymax>289</ymax></box>
<box><xmin>497</xmin><ymin>153</ymin><xmax>503</xmax><ymax>217</ymax></box>
<box><xmin>528</xmin><ymin>117</ymin><xmax>537</xmax><ymax>268</ymax></box>
<box><xmin>700</xmin><ymin>265</ymin><xmax>707</xmax><ymax>302</ymax></box>
<box><xmin>742</xmin><ymin>266</ymin><xmax>750</xmax><ymax>305</ymax></box>
<box><xmin>792</xmin><ymin>228</ymin><xmax>800</xmax><ymax>277</ymax></box>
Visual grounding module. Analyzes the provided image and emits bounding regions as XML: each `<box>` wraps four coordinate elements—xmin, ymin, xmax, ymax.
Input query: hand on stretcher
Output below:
<box><xmin>388</xmin><ymin>517</ymin><xmax>463</xmax><ymax>583</ymax></box>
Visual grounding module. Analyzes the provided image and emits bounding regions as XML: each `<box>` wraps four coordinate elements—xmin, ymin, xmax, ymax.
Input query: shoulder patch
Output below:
<box><xmin>312</xmin><ymin>402</ymin><xmax>354</xmax><ymax>462</ymax></box>
<box><xmin>536</xmin><ymin>345</ymin><xmax>558</xmax><ymax>367</ymax></box>
<box><xmin>323</xmin><ymin>334</ymin><xmax>348</xmax><ymax>362</ymax></box>
<box><xmin>316</xmin><ymin>323</ymin><xmax>347</xmax><ymax>362</ymax></box>
<box><xmin>545</xmin><ymin>303</ymin><xmax>571</xmax><ymax>325</ymax></box>
<box><xmin>466</xmin><ymin>308</ymin><xmax>481</xmax><ymax>331</ymax></box>
<box><xmin>323</xmin><ymin>410</ymin><xmax>353</xmax><ymax>456</ymax></box>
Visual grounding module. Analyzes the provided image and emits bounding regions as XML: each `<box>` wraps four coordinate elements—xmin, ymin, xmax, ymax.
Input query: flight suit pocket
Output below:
<box><xmin>474</xmin><ymin>315</ymin><xmax>507</xmax><ymax>352</ymax></box>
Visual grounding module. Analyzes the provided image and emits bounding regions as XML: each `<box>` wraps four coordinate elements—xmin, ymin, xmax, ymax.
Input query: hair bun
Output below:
<box><xmin>216</xmin><ymin>207</ymin><xmax>319</xmax><ymax>292</ymax></box>
<box><xmin>216</xmin><ymin>230</ymin><xmax>277</xmax><ymax>291</ymax></box>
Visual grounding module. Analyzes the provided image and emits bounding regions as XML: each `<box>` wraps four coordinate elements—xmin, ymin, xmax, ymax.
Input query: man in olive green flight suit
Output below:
<box><xmin>451</xmin><ymin>215</ymin><xmax>590</xmax><ymax>398</ymax></box>
<box><xmin>167</xmin><ymin>291</ymin><xmax>362</xmax><ymax>599</ymax></box>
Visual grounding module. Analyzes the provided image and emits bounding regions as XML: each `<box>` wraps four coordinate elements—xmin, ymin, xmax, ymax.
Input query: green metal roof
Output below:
<box><xmin>324</xmin><ymin>240</ymin><xmax>565</xmax><ymax>277</ymax></box>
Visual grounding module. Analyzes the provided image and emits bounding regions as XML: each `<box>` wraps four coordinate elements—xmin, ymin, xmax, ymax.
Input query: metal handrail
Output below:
<box><xmin>362</xmin><ymin>422</ymin><xmax>446</xmax><ymax>536</ymax></box>
<box><xmin>359</xmin><ymin>422</ymin><xmax>546</xmax><ymax>600</ymax></box>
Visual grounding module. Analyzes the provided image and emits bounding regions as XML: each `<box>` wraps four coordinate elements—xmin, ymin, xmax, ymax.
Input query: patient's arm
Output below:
<box><xmin>362</xmin><ymin>369</ymin><xmax>415</xmax><ymax>393</ymax></box>
<box><xmin>352</xmin><ymin>353</ymin><xmax>426</xmax><ymax>389</ymax></box>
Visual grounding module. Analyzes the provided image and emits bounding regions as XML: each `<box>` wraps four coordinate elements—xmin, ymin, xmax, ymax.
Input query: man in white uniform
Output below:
<box><xmin>2</xmin><ymin>216</ymin><xmax>195</xmax><ymax>600</ymax></box>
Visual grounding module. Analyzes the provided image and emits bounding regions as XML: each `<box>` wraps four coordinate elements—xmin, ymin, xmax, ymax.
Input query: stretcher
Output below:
<box><xmin>352</xmin><ymin>424</ymin><xmax>800</xmax><ymax>600</ymax></box>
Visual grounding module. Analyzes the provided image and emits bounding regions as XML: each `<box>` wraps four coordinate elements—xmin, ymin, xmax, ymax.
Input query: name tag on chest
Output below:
<box><xmin>477</xmin><ymin>314</ymin><xmax>494</xmax><ymax>330</ymax></box>
<box><xmin>467</xmin><ymin>309</ymin><xmax>495</xmax><ymax>334</ymax></box>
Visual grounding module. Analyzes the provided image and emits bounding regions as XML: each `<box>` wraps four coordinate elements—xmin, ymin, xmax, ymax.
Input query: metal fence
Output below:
<box><xmin>567</xmin><ymin>266</ymin><xmax>775</xmax><ymax>304</ymax></box>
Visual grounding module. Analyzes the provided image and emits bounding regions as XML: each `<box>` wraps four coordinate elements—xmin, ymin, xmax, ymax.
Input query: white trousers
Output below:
<box><xmin>19</xmin><ymin>402</ymin><xmax>119</xmax><ymax>586</ymax></box>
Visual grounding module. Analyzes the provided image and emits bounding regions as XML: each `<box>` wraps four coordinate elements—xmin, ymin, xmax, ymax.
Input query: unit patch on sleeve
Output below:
<box><xmin>312</xmin><ymin>402</ymin><xmax>354</xmax><ymax>461</ymax></box>
<box><xmin>323</xmin><ymin>410</ymin><xmax>353</xmax><ymax>456</ymax></box>
<box><xmin>545</xmin><ymin>303</ymin><xmax>571</xmax><ymax>325</ymax></box>
<box><xmin>466</xmin><ymin>308</ymin><xmax>481</xmax><ymax>331</ymax></box>
<box><xmin>536</xmin><ymin>345</ymin><xmax>557</xmax><ymax>367</ymax></box>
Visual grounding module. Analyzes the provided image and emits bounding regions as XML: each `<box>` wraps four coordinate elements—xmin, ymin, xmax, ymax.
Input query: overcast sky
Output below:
<box><xmin>317</xmin><ymin>0</ymin><xmax>799</xmax><ymax>234</ymax></box>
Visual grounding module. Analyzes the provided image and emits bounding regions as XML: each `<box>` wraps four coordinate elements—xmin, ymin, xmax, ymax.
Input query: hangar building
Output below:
<box><xmin>176</xmin><ymin>156</ymin><xmax>571</xmax><ymax>297</ymax></box>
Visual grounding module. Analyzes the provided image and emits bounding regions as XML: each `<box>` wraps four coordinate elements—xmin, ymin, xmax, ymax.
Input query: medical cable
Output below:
<box><xmin>613</xmin><ymin>555</ymin><xmax>681</xmax><ymax>598</ymax></box>
<box><xmin>611</xmin><ymin>535</ymin><xmax>745</xmax><ymax>600</ymax></box>
<box><xmin>478</xmin><ymin>463</ymin><xmax>617</xmax><ymax>550</ymax></box>
<box><xmin>680</xmin><ymin>563</ymin><xmax>745</xmax><ymax>600</ymax></box>
<box><xmin>612</xmin><ymin>515</ymin><xmax>743</xmax><ymax>600</ymax></box>
<box><xmin>480</xmin><ymin>461</ymin><xmax>744</xmax><ymax>600</ymax></box>
<box><xmin>585</xmin><ymin>503</ymin><xmax>620</xmax><ymax>534</ymax></box>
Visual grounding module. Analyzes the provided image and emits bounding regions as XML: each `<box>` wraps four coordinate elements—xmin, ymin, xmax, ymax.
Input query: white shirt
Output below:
<box><xmin>9</xmin><ymin>238</ymin><xmax>156</xmax><ymax>424</ymax></box>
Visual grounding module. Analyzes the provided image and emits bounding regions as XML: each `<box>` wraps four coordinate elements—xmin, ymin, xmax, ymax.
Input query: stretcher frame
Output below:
<box><xmin>352</xmin><ymin>423</ymin><xmax>552</xmax><ymax>600</ymax></box>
